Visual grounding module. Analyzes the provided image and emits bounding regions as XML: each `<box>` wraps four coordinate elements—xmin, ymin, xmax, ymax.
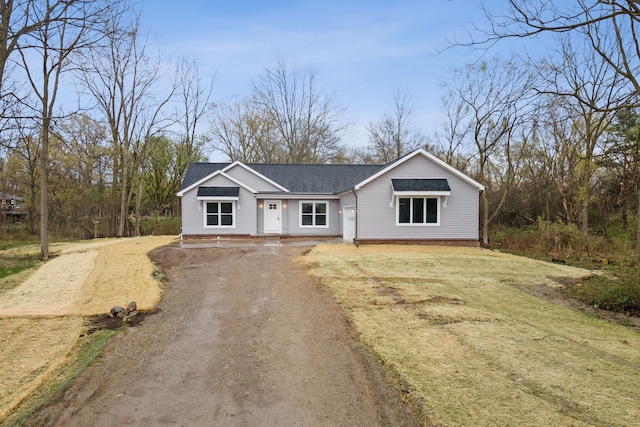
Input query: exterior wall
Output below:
<box><xmin>356</xmin><ymin>155</ymin><xmax>480</xmax><ymax>240</ymax></box>
<box><xmin>180</xmin><ymin>174</ymin><xmax>257</xmax><ymax>236</ymax></box>
<box><xmin>224</xmin><ymin>164</ymin><xmax>283</xmax><ymax>192</ymax></box>
<box><xmin>339</xmin><ymin>192</ymin><xmax>356</xmax><ymax>210</ymax></box>
<box><xmin>256</xmin><ymin>198</ymin><xmax>341</xmax><ymax>236</ymax></box>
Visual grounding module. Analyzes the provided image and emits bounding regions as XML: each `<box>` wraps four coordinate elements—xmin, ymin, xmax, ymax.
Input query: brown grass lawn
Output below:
<box><xmin>301</xmin><ymin>244</ymin><xmax>640</xmax><ymax>426</ymax></box>
<box><xmin>0</xmin><ymin>236</ymin><xmax>175</xmax><ymax>422</ymax></box>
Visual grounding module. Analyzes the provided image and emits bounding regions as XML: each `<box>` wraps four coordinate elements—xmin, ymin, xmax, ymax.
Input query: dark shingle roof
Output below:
<box><xmin>180</xmin><ymin>163</ymin><xmax>230</xmax><ymax>191</ymax></box>
<box><xmin>392</xmin><ymin>179</ymin><xmax>450</xmax><ymax>192</ymax></box>
<box><xmin>180</xmin><ymin>162</ymin><xmax>385</xmax><ymax>194</ymax></box>
<box><xmin>197</xmin><ymin>187</ymin><xmax>240</xmax><ymax>197</ymax></box>
<box><xmin>249</xmin><ymin>164</ymin><xmax>384</xmax><ymax>193</ymax></box>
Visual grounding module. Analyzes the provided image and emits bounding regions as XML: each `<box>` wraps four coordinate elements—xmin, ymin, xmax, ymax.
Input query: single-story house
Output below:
<box><xmin>177</xmin><ymin>149</ymin><xmax>485</xmax><ymax>245</ymax></box>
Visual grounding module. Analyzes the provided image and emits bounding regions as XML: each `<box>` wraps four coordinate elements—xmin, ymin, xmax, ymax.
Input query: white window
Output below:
<box><xmin>397</xmin><ymin>197</ymin><xmax>439</xmax><ymax>226</ymax></box>
<box><xmin>299</xmin><ymin>201</ymin><xmax>328</xmax><ymax>228</ymax></box>
<box><xmin>205</xmin><ymin>201</ymin><xmax>235</xmax><ymax>227</ymax></box>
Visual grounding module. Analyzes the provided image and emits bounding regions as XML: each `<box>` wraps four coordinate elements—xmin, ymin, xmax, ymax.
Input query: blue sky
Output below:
<box><xmin>139</xmin><ymin>0</ymin><xmax>520</xmax><ymax>159</ymax></box>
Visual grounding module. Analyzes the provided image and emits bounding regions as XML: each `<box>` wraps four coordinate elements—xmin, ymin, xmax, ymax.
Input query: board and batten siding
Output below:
<box><xmin>180</xmin><ymin>174</ymin><xmax>257</xmax><ymax>236</ymax></box>
<box><xmin>356</xmin><ymin>155</ymin><xmax>480</xmax><ymax>240</ymax></box>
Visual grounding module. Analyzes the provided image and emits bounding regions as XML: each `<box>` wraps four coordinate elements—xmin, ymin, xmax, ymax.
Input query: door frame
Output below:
<box><xmin>264</xmin><ymin>199</ymin><xmax>282</xmax><ymax>234</ymax></box>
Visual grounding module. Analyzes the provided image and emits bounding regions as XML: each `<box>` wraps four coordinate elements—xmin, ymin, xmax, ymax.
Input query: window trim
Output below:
<box><xmin>203</xmin><ymin>200</ymin><xmax>236</xmax><ymax>228</ymax></box>
<box><xmin>299</xmin><ymin>200</ymin><xmax>329</xmax><ymax>228</ymax></box>
<box><xmin>396</xmin><ymin>196</ymin><xmax>440</xmax><ymax>226</ymax></box>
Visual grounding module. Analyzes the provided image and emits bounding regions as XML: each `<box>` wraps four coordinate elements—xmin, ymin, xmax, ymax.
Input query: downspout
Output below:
<box><xmin>352</xmin><ymin>188</ymin><xmax>359</xmax><ymax>247</ymax></box>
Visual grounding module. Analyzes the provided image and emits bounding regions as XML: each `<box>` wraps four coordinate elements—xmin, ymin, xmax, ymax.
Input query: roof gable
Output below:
<box><xmin>354</xmin><ymin>149</ymin><xmax>485</xmax><ymax>191</ymax></box>
<box><xmin>222</xmin><ymin>161</ymin><xmax>290</xmax><ymax>192</ymax></box>
<box><xmin>177</xmin><ymin>169</ymin><xmax>257</xmax><ymax>197</ymax></box>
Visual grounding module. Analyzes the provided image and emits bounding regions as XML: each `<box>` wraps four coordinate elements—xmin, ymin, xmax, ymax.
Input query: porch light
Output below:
<box><xmin>338</xmin><ymin>210</ymin><xmax>342</xmax><ymax>214</ymax></box>
<box><xmin>283</xmin><ymin>203</ymin><xmax>287</xmax><ymax>208</ymax></box>
<box><xmin>259</xmin><ymin>203</ymin><xmax>263</xmax><ymax>208</ymax></box>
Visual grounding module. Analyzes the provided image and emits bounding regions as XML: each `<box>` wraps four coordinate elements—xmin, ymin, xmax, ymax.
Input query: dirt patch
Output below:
<box><xmin>80</xmin><ymin>310</ymin><xmax>159</xmax><ymax>336</ymax></box>
<box><xmin>25</xmin><ymin>244</ymin><xmax>419</xmax><ymax>426</ymax></box>
<box><xmin>521</xmin><ymin>279</ymin><xmax>640</xmax><ymax>331</ymax></box>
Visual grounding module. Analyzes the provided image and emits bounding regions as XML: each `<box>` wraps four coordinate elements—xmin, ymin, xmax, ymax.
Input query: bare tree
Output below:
<box><xmin>545</xmin><ymin>39</ymin><xmax>620</xmax><ymax>237</ymax></box>
<box><xmin>445</xmin><ymin>57</ymin><xmax>536</xmax><ymax>245</ymax></box>
<box><xmin>172</xmin><ymin>57</ymin><xmax>213</xmax><ymax>213</ymax></box>
<box><xmin>366</xmin><ymin>87</ymin><xmax>426</xmax><ymax>163</ymax></box>
<box><xmin>16</xmin><ymin>0</ymin><xmax>113</xmax><ymax>259</ymax></box>
<box><xmin>209</xmin><ymin>98</ymin><xmax>280</xmax><ymax>162</ymax></box>
<box><xmin>0</xmin><ymin>1</ymin><xmax>72</xmax><ymax>99</ymax></box>
<box><xmin>175</xmin><ymin>58</ymin><xmax>212</xmax><ymax>165</ymax></box>
<box><xmin>434</xmin><ymin>94</ymin><xmax>473</xmax><ymax>172</ymax></box>
<box><xmin>251</xmin><ymin>58</ymin><xmax>347</xmax><ymax>163</ymax></box>
<box><xmin>476</xmin><ymin>1</ymin><xmax>640</xmax><ymax>98</ymax></box>
<box><xmin>77</xmin><ymin>12</ymin><xmax>175</xmax><ymax>237</ymax></box>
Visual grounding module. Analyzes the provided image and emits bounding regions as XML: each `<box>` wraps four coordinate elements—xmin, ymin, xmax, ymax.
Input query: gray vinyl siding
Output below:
<box><xmin>180</xmin><ymin>174</ymin><xmax>256</xmax><ymax>235</ymax></box>
<box><xmin>225</xmin><ymin>164</ymin><xmax>283</xmax><ymax>192</ymax></box>
<box><xmin>282</xmin><ymin>199</ymin><xmax>341</xmax><ymax>236</ymax></box>
<box><xmin>357</xmin><ymin>155</ymin><xmax>480</xmax><ymax>240</ymax></box>
<box><xmin>340</xmin><ymin>192</ymin><xmax>356</xmax><ymax>210</ymax></box>
<box><xmin>254</xmin><ymin>198</ymin><xmax>340</xmax><ymax>235</ymax></box>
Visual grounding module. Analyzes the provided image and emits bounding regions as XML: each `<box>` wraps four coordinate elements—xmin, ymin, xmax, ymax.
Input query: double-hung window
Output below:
<box><xmin>300</xmin><ymin>201</ymin><xmax>328</xmax><ymax>228</ymax></box>
<box><xmin>398</xmin><ymin>197</ymin><xmax>439</xmax><ymax>225</ymax></box>
<box><xmin>206</xmin><ymin>201</ymin><xmax>235</xmax><ymax>227</ymax></box>
<box><xmin>197</xmin><ymin>187</ymin><xmax>239</xmax><ymax>229</ymax></box>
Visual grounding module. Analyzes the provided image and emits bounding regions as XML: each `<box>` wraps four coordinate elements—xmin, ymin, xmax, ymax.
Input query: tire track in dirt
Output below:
<box><xmin>25</xmin><ymin>244</ymin><xmax>419</xmax><ymax>426</ymax></box>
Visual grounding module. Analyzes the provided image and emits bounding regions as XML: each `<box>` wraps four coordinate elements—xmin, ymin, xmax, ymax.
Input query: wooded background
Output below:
<box><xmin>1</xmin><ymin>1</ymin><xmax>639</xmax><ymax>261</ymax></box>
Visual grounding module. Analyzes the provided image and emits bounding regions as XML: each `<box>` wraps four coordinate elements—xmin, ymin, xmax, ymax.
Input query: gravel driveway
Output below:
<box><xmin>26</xmin><ymin>243</ymin><xmax>419</xmax><ymax>426</ymax></box>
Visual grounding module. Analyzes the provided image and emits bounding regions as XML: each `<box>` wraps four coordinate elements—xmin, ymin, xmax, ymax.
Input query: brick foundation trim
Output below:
<box><xmin>353</xmin><ymin>238</ymin><xmax>480</xmax><ymax>247</ymax></box>
<box><xmin>181</xmin><ymin>234</ymin><xmax>341</xmax><ymax>241</ymax></box>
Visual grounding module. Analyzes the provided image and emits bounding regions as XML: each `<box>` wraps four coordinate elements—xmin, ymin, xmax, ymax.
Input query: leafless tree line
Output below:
<box><xmin>1</xmin><ymin>0</ymin><xmax>640</xmax><ymax>262</ymax></box>
<box><xmin>0</xmin><ymin>1</ymin><xmax>211</xmax><ymax>258</ymax></box>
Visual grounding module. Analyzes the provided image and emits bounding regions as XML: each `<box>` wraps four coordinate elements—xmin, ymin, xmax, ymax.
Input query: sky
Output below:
<box><xmin>138</xmin><ymin>0</ymin><xmax>522</xmax><ymax>161</ymax></box>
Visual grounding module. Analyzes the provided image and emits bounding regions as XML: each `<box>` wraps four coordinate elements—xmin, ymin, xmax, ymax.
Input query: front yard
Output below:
<box><xmin>301</xmin><ymin>244</ymin><xmax>640</xmax><ymax>426</ymax></box>
<box><xmin>0</xmin><ymin>236</ymin><xmax>174</xmax><ymax>424</ymax></box>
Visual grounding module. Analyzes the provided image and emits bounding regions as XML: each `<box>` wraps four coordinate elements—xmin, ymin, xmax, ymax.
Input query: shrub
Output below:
<box><xmin>138</xmin><ymin>216</ymin><xmax>180</xmax><ymax>236</ymax></box>
<box><xmin>564</xmin><ymin>268</ymin><xmax>640</xmax><ymax>314</ymax></box>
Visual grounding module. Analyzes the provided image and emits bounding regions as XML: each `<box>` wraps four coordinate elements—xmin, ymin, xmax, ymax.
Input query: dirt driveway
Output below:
<box><xmin>26</xmin><ymin>243</ymin><xmax>419</xmax><ymax>426</ymax></box>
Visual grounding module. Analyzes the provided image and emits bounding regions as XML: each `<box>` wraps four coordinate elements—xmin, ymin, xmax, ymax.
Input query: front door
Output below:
<box><xmin>264</xmin><ymin>200</ymin><xmax>282</xmax><ymax>234</ymax></box>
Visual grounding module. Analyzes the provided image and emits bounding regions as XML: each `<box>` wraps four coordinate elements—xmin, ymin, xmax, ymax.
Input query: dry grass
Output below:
<box><xmin>0</xmin><ymin>236</ymin><xmax>175</xmax><ymax>317</ymax></box>
<box><xmin>301</xmin><ymin>244</ymin><xmax>640</xmax><ymax>426</ymax></box>
<box><xmin>0</xmin><ymin>236</ymin><xmax>175</xmax><ymax>422</ymax></box>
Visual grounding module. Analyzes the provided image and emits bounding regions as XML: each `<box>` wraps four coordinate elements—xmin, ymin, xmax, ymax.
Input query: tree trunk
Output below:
<box><xmin>636</xmin><ymin>178</ymin><xmax>640</xmax><ymax>264</ymax></box>
<box><xmin>482</xmin><ymin>190</ymin><xmax>489</xmax><ymax>245</ymax></box>
<box><xmin>117</xmin><ymin>149</ymin><xmax>128</xmax><ymax>237</ymax></box>
<box><xmin>39</xmin><ymin>120</ymin><xmax>50</xmax><ymax>260</ymax></box>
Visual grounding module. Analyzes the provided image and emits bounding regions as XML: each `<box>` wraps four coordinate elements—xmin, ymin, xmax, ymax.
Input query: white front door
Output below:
<box><xmin>343</xmin><ymin>205</ymin><xmax>356</xmax><ymax>241</ymax></box>
<box><xmin>264</xmin><ymin>200</ymin><xmax>282</xmax><ymax>234</ymax></box>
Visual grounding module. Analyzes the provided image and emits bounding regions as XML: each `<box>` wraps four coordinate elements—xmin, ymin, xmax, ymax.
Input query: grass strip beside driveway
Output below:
<box><xmin>301</xmin><ymin>244</ymin><xmax>640</xmax><ymax>426</ymax></box>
